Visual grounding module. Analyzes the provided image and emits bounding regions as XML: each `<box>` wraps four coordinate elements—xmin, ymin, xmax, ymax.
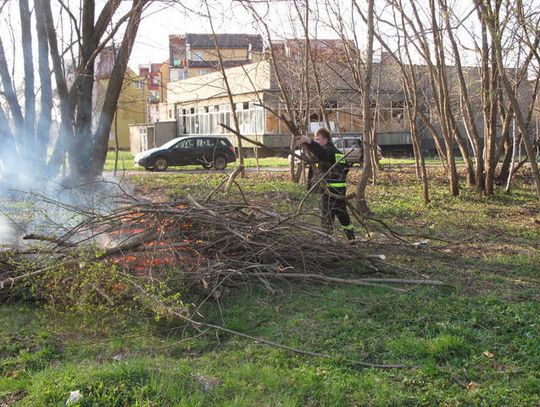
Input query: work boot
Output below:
<box><xmin>345</xmin><ymin>229</ymin><xmax>355</xmax><ymax>241</ymax></box>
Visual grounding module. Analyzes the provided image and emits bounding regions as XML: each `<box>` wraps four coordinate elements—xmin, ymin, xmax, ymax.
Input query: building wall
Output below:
<box><xmin>159</xmin><ymin>62</ymin><xmax>170</xmax><ymax>102</ymax></box>
<box><xmin>185</xmin><ymin>48</ymin><xmax>264</xmax><ymax>78</ymax></box>
<box><xmin>166</xmin><ymin>60</ymin><xmax>413</xmax><ymax>151</ymax></box>
<box><xmin>129</xmin><ymin>125</ymin><xmax>143</xmax><ymax>155</ymax></box>
<box><xmin>169</xmin><ymin>34</ymin><xmax>264</xmax><ymax>80</ymax></box>
<box><xmin>148</xmin><ymin>102</ymin><xmax>177</xmax><ymax>122</ymax></box>
<box><xmin>129</xmin><ymin>121</ymin><xmax>177</xmax><ymax>155</ymax></box>
<box><xmin>172</xmin><ymin>93</ymin><xmax>411</xmax><ymax>150</ymax></box>
<box><xmin>190</xmin><ymin>48</ymin><xmax>248</xmax><ymax>61</ymax></box>
<box><xmin>95</xmin><ymin>69</ymin><xmax>146</xmax><ymax>150</ymax></box>
<box><xmin>263</xmin><ymin>99</ymin><xmax>410</xmax><ymax>137</ymax></box>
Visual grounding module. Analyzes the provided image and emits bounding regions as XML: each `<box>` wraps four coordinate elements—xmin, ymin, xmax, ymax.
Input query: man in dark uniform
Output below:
<box><xmin>297</xmin><ymin>128</ymin><xmax>355</xmax><ymax>241</ymax></box>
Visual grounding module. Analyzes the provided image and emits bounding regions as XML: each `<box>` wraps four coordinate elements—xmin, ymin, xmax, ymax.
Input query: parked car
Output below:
<box><xmin>332</xmin><ymin>136</ymin><xmax>382</xmax><ymax>165</ymax></box>
<box><xmin>134</xmin><ymin>136</ymin><xmax>236</xmax><ymax>171</ymax></box>
<box><xmin>288</xmin><ymin>136</ymin><xmax>381</xmax><ymax>166</ymax></box>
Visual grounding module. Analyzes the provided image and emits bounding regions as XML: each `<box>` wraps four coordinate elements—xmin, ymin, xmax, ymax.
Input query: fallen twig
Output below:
<box><xmin>132</xmin><ymin>282</ymin><xmax>407</xmax><ymax>369</ymax></box>
<box><xmin>22</xmin><ymin>233</ymin><xmax>72</xmax><ymax>247</ymax></box>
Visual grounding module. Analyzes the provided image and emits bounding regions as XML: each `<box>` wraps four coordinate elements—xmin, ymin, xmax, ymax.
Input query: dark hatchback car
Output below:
<box><xmin>134</xmin><ymin>136</ymin><xmax>237</xmax><ymax>171</ymax></box>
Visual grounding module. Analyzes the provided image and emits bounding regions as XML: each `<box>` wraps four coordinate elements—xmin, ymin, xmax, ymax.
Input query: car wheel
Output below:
<box><xmin>213</xmin><ymin>156</ymin><xmax>227</xmax><ymax>170</ymax></box>
<box><xmin>153</xmin><ymin>157</ymin><xmax>168</xmax><ymax>171</ymax></box>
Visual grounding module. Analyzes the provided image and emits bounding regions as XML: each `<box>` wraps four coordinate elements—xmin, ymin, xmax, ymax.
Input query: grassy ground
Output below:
<box><xmin>1</xmin><ymin>167</ymin><xmax>539</xmax><ymax>406</ymax></box>
<box><xmin>103</xmin><ymin>150</ymin><xmax>448</xmax><ymax>172</ymax></box>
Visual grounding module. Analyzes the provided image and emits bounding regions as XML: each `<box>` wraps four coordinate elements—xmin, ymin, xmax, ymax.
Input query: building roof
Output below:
<box><xmin>166</xmin><ymin>58</ymin><xmax>410</xmax><ymax>107</ymax></box>
<box><xmin>186</xmin><ymin>33</ymin><xmax>263</xmax><ymax>51</ymax></box>
<box><xmin>167</xmin><ymin>61</ymin><xmax>272</xmax><ymax>104</ymax></box>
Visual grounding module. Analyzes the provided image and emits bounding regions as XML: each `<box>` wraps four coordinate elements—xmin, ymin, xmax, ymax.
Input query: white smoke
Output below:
<box><xmin>0</xmin><ymin>169</ymin><xmax>136</xmax><ymax>250</ymax></box>
<box><xmin>0</xmin><ymin>212</ymin><xmax>25</xmax><ymax>249</ymax></box>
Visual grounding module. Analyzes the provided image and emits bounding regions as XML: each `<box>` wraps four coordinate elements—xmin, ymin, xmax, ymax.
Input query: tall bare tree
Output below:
<box><xmin>354</xmin><ymin>0</ymin><xmax>375</xmax><ymax>214</ymax></box>
<box><xmin>0</xmin><ymin>0</ymin><xmax>150</xmax><ymax>181</ymax></box>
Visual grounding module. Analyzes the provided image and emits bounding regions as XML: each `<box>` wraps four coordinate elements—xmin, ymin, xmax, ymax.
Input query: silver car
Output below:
<box><xmin>332</xmin><ymin>136</ymin><xmax>382</xmax><ymax>165</ymax></box>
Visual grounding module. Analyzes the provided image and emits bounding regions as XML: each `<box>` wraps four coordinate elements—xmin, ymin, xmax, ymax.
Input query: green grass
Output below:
<box><xmin>2</xmin><ymin>288</ymin><xmax>538</xmax><ymax>406</ymax></box>
<box><xmin>104</xmin><ymin>151</ymin><xmax>137</xmax><ymax>171</ymax></box>
<box><xmin>1</xmin><ymin>166</ymin><xmax>539</xmax><ymax>406</ymax></box>
<box><xmin>103</xmin><ymin>150</ymin><xmax>454</xmax><ymax>172</ymax></box>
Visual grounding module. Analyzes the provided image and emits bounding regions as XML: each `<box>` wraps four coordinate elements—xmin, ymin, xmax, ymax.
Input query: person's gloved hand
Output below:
<box><xmin>295</xmin><ymin>135</ymin><xmax>311</xmax><ymax>145</ymax></box>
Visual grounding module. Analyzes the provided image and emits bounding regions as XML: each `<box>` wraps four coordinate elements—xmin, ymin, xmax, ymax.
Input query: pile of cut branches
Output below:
<box><xmin>62</xmin><ymin>194</ymin><xmax>379</xmax><ymax>291</ymax></box>
<box><xmin>1</xmin><ymin>186</ymin><xmax>447</xmax><ymax>303</ymax></box>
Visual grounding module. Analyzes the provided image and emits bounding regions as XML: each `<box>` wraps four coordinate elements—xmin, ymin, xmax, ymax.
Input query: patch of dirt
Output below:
<box><xmin>0</xmin><ymin>390</ymin><xmax>26</xmax><ymax>407</ymax></box>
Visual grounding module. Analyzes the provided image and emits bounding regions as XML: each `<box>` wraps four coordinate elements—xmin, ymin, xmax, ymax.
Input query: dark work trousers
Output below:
<box><xmin>320</xmin><ymin>187</ymin><xmax>355</xmax><ymax>240</ymax></box>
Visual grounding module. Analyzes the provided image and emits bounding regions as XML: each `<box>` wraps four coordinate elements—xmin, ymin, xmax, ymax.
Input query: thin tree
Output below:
<box><xmin>354</xmin><ymin>0</ymin><xmax>375</xmax><ymax>214</ymax></box>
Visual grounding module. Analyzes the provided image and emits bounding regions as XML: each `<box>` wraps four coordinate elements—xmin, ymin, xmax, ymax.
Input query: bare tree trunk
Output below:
<box><xmin>0</xmin><ymin>106</ymin><xmax>19</xmax><ymax>170</ymax></box>
<box><xmin>204</xmin><ymin>0</ymin><xmax>245</xmax><ymax>177</ymax></box>
<box><xmin>70</xmin><ymin>0</ymin><xmax>99</xmax><ymax>178</ymax></box>
<box><xmin>42</xmin><ymin>0</ymin><xmax>72</xmax><ymax>175</ymax></box>
<box><xmin>497</xmin><ymin>132</ymin><xmax>512</xmax><ymax>185</ymax></box>
<box><xmin>355</xmin><ymin>0</ymin><xmax>374</xmax><ymax>214</ymax></box>
<box><xmin>19</xmin><ymin>0</ymin><xmax>35</xmax><ymax>153</ymax></box>
<box><xmin>427</xmin><ymin>0</ymin><xmax>459</xmax><ymax>195</ymax></box>
<box><xmin>483</xmin><ymin>41</ymin><xmax>499</xmax><ymax>195</ymax></box>
<box><xmin>500</xmin><ymin>62</ymin><xmax>540</xmax><ymax>188</ymax></box>
<box><xmin>91</xmin><ymin>0</ymin><xmax>148</xmax><ymax>177</ymax></box>
<box><xmin>240</xmin><ymin>1</ymin><xmax>303</xmax><ymax>182</ymax></box>
<box><xmin>35</xmin><ymin>0</ymin><xmax>53</xmax><ymax>168</ymax></box>
<box><xmin>482</xmin><ymin>3</ymin><xmax>540</xmax><ymax>200</ymax></box>
<box><xmin>0</xmin><ymin>38</ymin><xmax>24</xmax><ymax>133</ymax></box>
<box><xmin>440</xmin><ymin>0</ymin><xmax>484</xmax><ymax>192</ymax></box>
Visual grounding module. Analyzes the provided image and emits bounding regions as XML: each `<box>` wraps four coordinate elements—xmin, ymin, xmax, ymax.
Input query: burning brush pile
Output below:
<box><xmin>0</xmin><ymin>189</ymin><xmax>387</xmax><ymax>311</ymax></box>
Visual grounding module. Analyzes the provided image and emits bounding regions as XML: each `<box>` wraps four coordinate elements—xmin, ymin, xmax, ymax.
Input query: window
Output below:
<box><xmin>174</xmin><ymin>140</ymin><xmax>186</xmax><ymax>149</ymax></box>
<box><xmin>196</xmin><ymin>138</ymin><xmax>215</xmax><ymax>148</ymax></box>
<box><xmin>171</xmin><ymin>69</ymin><xmax>188</xmax><ymax>81</ymax></box>
<box><xmin>391</xmin><ymin>101</ymin><xmax>405</xmax><ymax>119</ymax></box>
<box><xmin>191</xmin><ymin>51</ymin><xmax>204</xmax><ymax>61</ymax></box>
<box><xmin>133</xmin><ymin>81</ymin><xmax>144</xmax><ymax>89</ymax></box>
<box><xmin>324</xmin><ymin>100</ymin><xmax>338</xmax><ymax>110</ymax></box>
<box><xmin>309</xmin><ymin>113</ymin><xmax>320</xmax><ymax>122</ymax></box>
<box><xmin>197</xmin><ymin>70</ymin><xmax>209</xmax><ymax>75</ymax></box>
<box><xmin>179</xmin><ymin>138</ymin><xmax>196</xmax><ymax>148</ymax></box>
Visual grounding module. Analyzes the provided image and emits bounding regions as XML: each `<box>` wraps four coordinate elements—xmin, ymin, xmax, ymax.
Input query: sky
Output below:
<box><xmin>1</xmin><ymin>0</ymin><xmax>522</xmax><ymax>81</ymax></box>
<box><xmin>0</xmin><ymin>0</ymin><xmax>351</xmax><ymax>91</ymax></box>
<box><xmin>130</xmin><ymin>1</ymin><xmax>274</xmax><ymax>68</ymax></box>
<box><xmin>128</xmin><ymin>0</ymin><xmax>344</xmax><ymax>69</ymax></box>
